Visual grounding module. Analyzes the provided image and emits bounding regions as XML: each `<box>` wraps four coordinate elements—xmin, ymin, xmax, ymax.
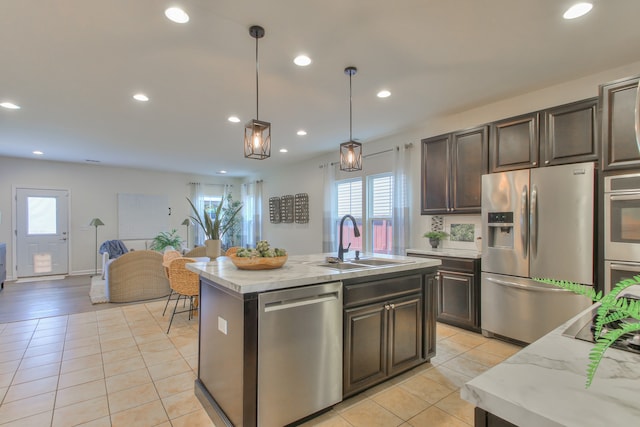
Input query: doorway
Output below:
<box><xmin>15</xmin><ymin>188</ymin><xmax>69</xmax><ymax>278</ymax></box>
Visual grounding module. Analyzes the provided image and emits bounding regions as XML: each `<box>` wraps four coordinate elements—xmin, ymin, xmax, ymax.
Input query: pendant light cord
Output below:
<box><xmin>255</xmin><ymin>35</ymin><xmax>259</xmax><ymax>120</ymax></box>
<box><xmin>349</xmin><ymin>72</ymin><xmax>352</xmax><ymax>141</ymax></box>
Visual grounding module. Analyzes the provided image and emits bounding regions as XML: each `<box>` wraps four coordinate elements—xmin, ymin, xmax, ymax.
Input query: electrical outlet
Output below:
<box><xmin>218</xmin><ymin>316</ymin><xmax>228</xmax><ymax>335</ymax></box>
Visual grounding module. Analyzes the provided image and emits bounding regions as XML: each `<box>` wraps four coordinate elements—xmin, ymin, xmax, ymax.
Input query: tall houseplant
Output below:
<box><xmin>187</xmin><ymin>194</ymin><xmax>242</xmax><ymax>258</ymax></box>
<box><xmin>535</xmin><ymin>275</ymin><xmax>640</xmax><ymax>387</ymax></box>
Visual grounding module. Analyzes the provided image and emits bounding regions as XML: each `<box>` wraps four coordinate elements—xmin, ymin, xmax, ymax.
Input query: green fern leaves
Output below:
<box><xmin>534</xmin><ymin>275</ymin><xmax>640</xmax><ymax>388</ymax></box>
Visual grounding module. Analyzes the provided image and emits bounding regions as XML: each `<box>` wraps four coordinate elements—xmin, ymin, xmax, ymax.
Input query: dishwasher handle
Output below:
<box><xmin>264</xmin><ymin>292</ymin><xmax>340</xmax><ymax>312</ymax></box>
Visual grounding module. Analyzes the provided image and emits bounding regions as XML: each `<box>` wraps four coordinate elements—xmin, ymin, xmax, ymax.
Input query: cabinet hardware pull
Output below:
<box><xmin>389</xmin><ymin>304</ymin><xmax>395</xmax><ymax>309</ymax></box>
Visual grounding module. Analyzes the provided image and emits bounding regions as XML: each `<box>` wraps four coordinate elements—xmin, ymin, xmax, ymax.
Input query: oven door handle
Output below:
<box><xmin>610</xmin><ymin>263</ymin><xmax>640</xmax><ymax>273</ymax></box>
<box><xmin>635</xmin><ymin>78</ymin><xmax>640</xmax><ymax>152</ymax></box>
<box><xmin>609</xmin><ymin>194</ymin><xmax>640</xmax><ymax>201</ymax></box>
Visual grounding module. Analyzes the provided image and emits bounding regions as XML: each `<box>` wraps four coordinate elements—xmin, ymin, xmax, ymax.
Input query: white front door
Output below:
<box><xmin>16</xmin><ymin>188</ymin><xmax>69</xmax><ymax>277</ymax></box>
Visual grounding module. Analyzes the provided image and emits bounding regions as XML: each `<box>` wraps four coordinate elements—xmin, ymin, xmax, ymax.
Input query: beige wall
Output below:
<box><xmin>0</xmin><ymin>157</ymin><xmax>240</xmax><ymax>279</ymax></box>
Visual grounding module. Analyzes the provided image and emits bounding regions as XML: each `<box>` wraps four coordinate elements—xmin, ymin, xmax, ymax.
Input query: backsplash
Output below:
<box><xmin>422</xmin><ymin>215</ymin><xmax>481</xmax><ymax>251</ymax></box>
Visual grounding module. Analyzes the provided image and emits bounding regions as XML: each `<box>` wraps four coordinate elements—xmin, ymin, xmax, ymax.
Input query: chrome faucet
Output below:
<box><xmin>338</xmin><ymin>214</ymin><xmax>361</xmax><ymax>261</ymax></box>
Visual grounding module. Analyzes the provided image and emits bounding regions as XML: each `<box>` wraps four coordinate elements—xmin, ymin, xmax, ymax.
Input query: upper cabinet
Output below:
<box><xmin>600</xmin><ymin>75</ymin><xmax>640</xmax><ymax>171</ymax></box>
<box><xmin>421</xmin><ymin>126</ymin><xmax>488</xmax><ymax>215</ymax></box>
<box><xmin>489</xmin><ymin>99</ymin><xmax>599</xmax><ymax>173</ymax></box>
<box><xmin>542</xmin><ymin>98</ymin><xmax>598</xmax><ymax>167</ymax></box>
<box><xmin>489</xmin><ymin>113</ymin><xmax>539</xmax><ymax>172</ymax></box>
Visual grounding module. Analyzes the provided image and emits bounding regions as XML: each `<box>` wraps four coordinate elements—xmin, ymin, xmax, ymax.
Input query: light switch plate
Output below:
<box><xmin>218</xmin><ymin>316</ymin><xmax>228</xmax><ymax>335</ymax></box>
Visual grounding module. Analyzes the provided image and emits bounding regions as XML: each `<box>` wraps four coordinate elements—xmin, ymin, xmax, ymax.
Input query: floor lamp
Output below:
<box><xmin>89</xmin><ymin>218</ymin><xmax>104</xmax><ymax>276</ymax></box>
<box><xmin>182</xmin><ymin>218</ymin><xmax>192</xmax><ymax>249</ymax></box>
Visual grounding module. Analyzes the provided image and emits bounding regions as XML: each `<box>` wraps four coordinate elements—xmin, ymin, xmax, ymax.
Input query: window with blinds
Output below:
<box><xmin>336</xmin><ymin>179</ymin><xmax>363</xmax><ymax>252</ymax></box>
<box><xmin>334</xmin><ymin>174</ymin><xmax>393</xmax><ymax>254</ymax></box>
<box><xmin>368</xmin><ymin>174</ymin><xmax>393</xmax><ymax>254</ymax></box>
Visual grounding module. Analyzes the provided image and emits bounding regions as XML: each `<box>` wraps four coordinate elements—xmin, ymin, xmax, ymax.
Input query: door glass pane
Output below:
<box><xmin>28</xmin><ymin>197</ymin><xmax>57</xmax><ymax>235</ymax></box>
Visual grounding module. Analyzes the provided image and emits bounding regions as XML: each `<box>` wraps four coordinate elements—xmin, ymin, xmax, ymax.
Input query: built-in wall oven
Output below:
<box><xmin>604</xmin><ymin>172</ymin><xmax>640</xmax><ymax>292</ymax></box>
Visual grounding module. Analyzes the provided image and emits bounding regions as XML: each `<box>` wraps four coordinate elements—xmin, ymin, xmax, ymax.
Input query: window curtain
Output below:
<box><xmin>392</xmin><ymin>144</ymin><xmax>411</xmax><ymax>255</ymax></box>
<box><xmin>322</xmin><ymin>163</ymin><xmax>337</xmax><ymax>253</ymax></box>
<box><xmin>189</xmin><ymin>183</ymin><xmax>205</xmax><ymax>246</ymax></box>
<box><xmin>241</xmin><ymin>180</ymin><xmax>263</xmax><ymax>248</ymax></box>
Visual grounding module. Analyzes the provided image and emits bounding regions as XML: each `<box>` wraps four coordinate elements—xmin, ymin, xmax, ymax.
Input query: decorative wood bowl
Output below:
<box><xmin>228</xmin><ymin>253</ymin><xmax>288</xmax><ymax>270</ymax></box>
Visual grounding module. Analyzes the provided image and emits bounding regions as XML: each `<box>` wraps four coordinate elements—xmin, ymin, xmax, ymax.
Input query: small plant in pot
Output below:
<box><xmin>150</xmin><ymin>229</ymin><xmax>182</xmax><ymax>252</ymax></box>
<box><xmin>423</xmin><ymin>231</ymin><xmax>449</xmax><ymax>249</ymax></box>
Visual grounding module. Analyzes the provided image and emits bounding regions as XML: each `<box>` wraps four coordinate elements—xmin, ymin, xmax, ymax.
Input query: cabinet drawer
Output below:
<box><xmin>439</xmin><ymin>257</ymin><xmax>475</xmax><ymax>272</ymax></box>
<box><xmin>344</xmin><ymin>275</ymin><xmax>422</xmax><ymax>307</ymax></box>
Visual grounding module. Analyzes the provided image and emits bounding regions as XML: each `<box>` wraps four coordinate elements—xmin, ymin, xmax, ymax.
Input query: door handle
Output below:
<box><xmin>635</xmin><ymin>79</ymin><xmax>640</xmax><ymax>152</ymax></box>
<box><xmin>521</xmin><ymin>185</ymin><xmax>528</xmax><ymax>259</ymax></box>
<box><xmin>530</xmin><ymin>186</ymin><xmax>538</xmax><ymax>259</ymax></box>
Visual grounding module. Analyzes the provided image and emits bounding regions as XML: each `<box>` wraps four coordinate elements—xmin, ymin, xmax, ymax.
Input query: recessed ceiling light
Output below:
<box><xmin>297</xmin><ymin>130</ymin><xmax>307</xmax><ymax>136</ymax></box>
<box><xmin>228</xmin><ymin>116</ymin><xmax>241</xmax><ymax>123</ymax></box>
<box><xmin>33</xmin><ymin>151</ymin><xmax>43</xmax><ymax>155</ymax></box>
<box><xmin>1</xmin><ymin>102</ymin><xmax>20</xmax><ymax>109</ymax></box>
<box><xmin>377</xmin><ymin>90</ymin><xmax>391</xmax><ymax>98</ymax></box>
<box><xmin>218</xmin><ymin>170</ymin><xmax>227</xmax><ymax>174</ymax></box>
<box><xmin>294</xmin><ymin>55</ymin><xmax>312</xmax><ymax>67</ymax></box>
<box><xmin>280</xmin><ymin>148</ymin><xmax>288</xmax><ymax>153</ymax></box>
<box><xmin>133</xmin><ymin>93</ymin><xmax>149</xmax><ymax>102</ymax></box>
<box><xmin>563</xmin><ymin>2</ymin><xmax>593</xmax><ymax>19</ymax></box>
<box><xmin>165</xmin><ymin>7</ymin><xmax>189</xmax><ymax>24</ymax></box>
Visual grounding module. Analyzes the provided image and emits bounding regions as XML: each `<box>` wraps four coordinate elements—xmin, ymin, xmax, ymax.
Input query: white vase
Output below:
<box><xmin>205</xmin><ymin>239</ymin><xmax>221</xmax><ymax>259</ymax></box>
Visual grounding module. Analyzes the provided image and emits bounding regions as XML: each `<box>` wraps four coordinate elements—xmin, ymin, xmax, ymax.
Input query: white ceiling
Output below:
<box><xmin>2</xmin><ymin>1</ymin><xmax>640</xmax><ymax>177</ymax></box>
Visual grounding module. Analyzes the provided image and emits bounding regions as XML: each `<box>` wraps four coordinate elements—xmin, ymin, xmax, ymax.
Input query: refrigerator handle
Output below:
<box><xmin>530</xmin><ymin>185</ymin><xmax>538</xmax><ymax>259</ymax></box>
<box><xmin>635</xmin><ymin>79</ymin><xmax>640</xmax><ymax>152</ymax></box>
<box><xmin>521</xmin><ymin>185</ymin><xmax>528</xmax><ymax>259</ymax></box>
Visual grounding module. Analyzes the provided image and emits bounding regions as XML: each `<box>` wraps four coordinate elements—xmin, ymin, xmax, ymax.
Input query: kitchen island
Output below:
<box><xmin>461</xmin><ymin>303</ymin><xmax>640</xmax><ymax>427</ymax></box>
<box><xmin>187</xmin><ymin>253</ymin><xmax>440</xmax><ymax>427</ymax></box>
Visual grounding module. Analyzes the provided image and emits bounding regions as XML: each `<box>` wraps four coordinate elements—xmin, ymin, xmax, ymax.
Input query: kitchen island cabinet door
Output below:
<box><xmin>388</xmin><ymin>294</ymin><xmax>423</xmax><ymax>376</ymax></box>
<box><xmin>600</xmin><ymin>75</ymin><xmax>640</xmax><ymax>170</ymax></box>
<box><xmin>490</xmin><ymin>113</ymin><xmax>539</xmax><ymax>172</ymax></box>
<box><xmin>344</xmin><ymin>303</ymin><xmax>388</xmax><ymax>396</ymax></box>
<box><xmin>542</xmin><ymin>98</ymin><xmax>598</xmax><ymax>166</ymax></box>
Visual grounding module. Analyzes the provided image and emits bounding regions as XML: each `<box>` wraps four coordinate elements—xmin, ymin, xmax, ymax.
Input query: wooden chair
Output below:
<box><xmin>165</xmin><ymin>257</ymin><xmax>199</xmax><ymax>333</ymax></box>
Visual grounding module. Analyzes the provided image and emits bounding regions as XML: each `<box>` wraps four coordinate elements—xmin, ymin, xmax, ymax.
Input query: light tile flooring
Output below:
<box><xmin>0</xmin><ymin>300</ymin><xmax>522</xmax><ymax>427</ymax></box>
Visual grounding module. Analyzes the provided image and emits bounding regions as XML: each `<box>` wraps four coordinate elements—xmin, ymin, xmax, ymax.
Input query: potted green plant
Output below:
<box><xmin>535</xmin><ymin>275</ymin><xmax>640</xmax><ymax>387</ymax></box>
<box><xmin>187</xmin><ymin>194</ymin><xmax>242</xmax><ymax>258</ymax></box>
<box><xmin>423</xmin><ymin>231</ymin><xmax>449</xmax><ymax>249</ymax></box>
<box><xmin>149</xmin><ymin>229</ymin><xmax>182</xmax><ymax>252</ymax></box>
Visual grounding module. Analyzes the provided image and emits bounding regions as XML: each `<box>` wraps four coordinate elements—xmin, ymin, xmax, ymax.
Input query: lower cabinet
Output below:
<box><xmin>474</xmin><ymin>407</ymin><xmax>518</xmax><ymax>427</ymax></box>
<box><xmin>343</xmin><ymin>271</ymin><xmax>434</xmax><ymax>397</ymax></box>
<box><xmin>407</xmin><ymin>252</ymin><xmax>481</xmax><ymax>332</ymax></box>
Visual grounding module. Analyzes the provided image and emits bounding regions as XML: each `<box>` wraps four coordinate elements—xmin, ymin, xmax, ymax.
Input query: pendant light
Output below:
<box><xmin>340</xmin><ymin>66</ymin><xmax>362</xmax><ymax>172</ymax></box>
<box><xmin>244</xmin><ymin>25</ymin><xmax>271</xmax><ymax>160</ymax></box>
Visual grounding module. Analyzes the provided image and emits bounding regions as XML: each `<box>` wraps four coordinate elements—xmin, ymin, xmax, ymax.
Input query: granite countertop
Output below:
<box><xmin>405</xmin><ymin>247</ymin><xmax>482</xmax><ymax>259</ymax></box>
<box><xmin>186</xmin><ymin>252</ymin><xmax>441</xmax><ymax>294</ymax></box>
<box><xmin>461</xmin><ymin>304</ymin><xmax>640</xmax><ymax>427</ymax></box>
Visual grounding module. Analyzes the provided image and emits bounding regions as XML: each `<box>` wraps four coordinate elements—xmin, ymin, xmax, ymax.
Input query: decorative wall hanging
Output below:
<box><xmin>269</xmin><ymin>197</ymin><xmax>281</xmax><ymax>223</ymax></box>
<box><xmin>281</xmin><ymin>195</ymin><xmax>295</xmax><ymax>223</ymax></box>
<box><xmin>294</xmin><ymin>193</ymin><xmax>309</xmax><ymax>223</ymax></box>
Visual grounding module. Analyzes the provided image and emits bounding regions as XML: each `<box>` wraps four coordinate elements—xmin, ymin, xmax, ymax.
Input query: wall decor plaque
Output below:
<box><xmin>281</xmin><ymin>195</ymin><xmax>295</xmax><ymax>223</ymax></box>
<box><xmin>295</xmin><ymin>193</ymin><xmax>309</xmax><ymax>223</ymax></box>
<box><xmin>269</xmin><ymin>197</ymin><xmax>281</xmax><ymax>223</ymax></box>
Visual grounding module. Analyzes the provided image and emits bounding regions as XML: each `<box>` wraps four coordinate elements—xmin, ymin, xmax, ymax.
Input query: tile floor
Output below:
<box><xmin>0</xmin><ymin>300</ymin><xmax>522</xmax><ymax>427</ymax></box>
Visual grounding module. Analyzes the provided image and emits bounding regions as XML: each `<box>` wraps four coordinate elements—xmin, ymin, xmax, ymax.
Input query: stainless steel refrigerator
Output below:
<box><xmin>481</xmin><ymin>162</ymin><xmax>595</xmax><ymax>344</ymax></box>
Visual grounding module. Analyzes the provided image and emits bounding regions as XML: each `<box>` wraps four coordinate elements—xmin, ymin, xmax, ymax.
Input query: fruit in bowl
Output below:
<box><xmin>228</xmin><ymin>241</ymin><xmax>288</xmax><ymax>270</ymax></box>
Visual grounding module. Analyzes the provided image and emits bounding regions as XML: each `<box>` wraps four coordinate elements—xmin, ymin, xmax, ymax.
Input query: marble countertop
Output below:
<box><xmin>461</xmin><ymin>305</ymin><xmax>640</xmax><ymax>427</ymax></box>
<box><xmin>405</xmin><ymin>248</ymin><xmax>482</xmax><ymax>259</ymax></box>
<box><xmin>186</xmin><ymin>252</ymin><xmax>441</xmax><ymax>294</ymax></box>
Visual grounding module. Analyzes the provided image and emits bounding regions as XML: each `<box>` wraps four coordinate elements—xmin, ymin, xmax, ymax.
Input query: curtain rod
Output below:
<box><xmin>319</xmin><ymin>143</ymin><xmax>413</xmax><ymax>168</ymax></box>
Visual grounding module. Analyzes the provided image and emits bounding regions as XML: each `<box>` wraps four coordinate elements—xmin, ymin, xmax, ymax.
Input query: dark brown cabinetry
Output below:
<box><xmin>421</xmin><ymin>126</ymin><xmax>488</xmax><ymax>214</ymax></box>
<box><xmin>343</xmin><ymin>271</ymin><xmax>435</xmax><ymax>397</ymax></box>
<box><xmin>490</xmin><ymin>99</ymin><xmax>599</xmax><ymax>172</ymax></box>
<box><xmin>407</xmin><ymin>252</ymin><xmax>481</xmax><ymax>332</ymax></box>
<box><xmin>542</xmin><ymin>98</ymin><xmax>598</xmax><ymax>166</ymax></box>
<box><xmin>600</xmin><ymin>75</ymin><xmax>640</xmax><ymax>170</ymax></box>
<box><xmin>490</xmin><ymin>113</ymin><xmax>539</xmax><ymax>172</ymax></box>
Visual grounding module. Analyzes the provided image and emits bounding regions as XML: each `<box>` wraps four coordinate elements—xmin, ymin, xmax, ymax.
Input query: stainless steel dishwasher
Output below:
<box><xmin>258</xmin><ymin>281</ymin><xmax>343</xmax><ymax>427</ymax></box>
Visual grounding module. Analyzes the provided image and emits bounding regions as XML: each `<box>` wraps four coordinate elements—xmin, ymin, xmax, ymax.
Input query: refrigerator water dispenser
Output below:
<box><xmin>487</xmin><ymin>212</ymin><xmax>514</xmax><ymax>249</ymax></box>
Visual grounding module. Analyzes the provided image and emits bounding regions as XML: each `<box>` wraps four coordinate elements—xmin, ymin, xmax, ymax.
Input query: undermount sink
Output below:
<box><xmin>316</xmin><ymin>262</ymin><xmax>374</xmax><ymax>270</ymax></box>
<box><xmin>316</xmin><ymin>257</ymin><xmax>414</xmax><ymax>270</ymax></box>
<box><xmin>350</xmin><ymin>258</ymin><xmax>408</xmax><ymax>266</ymax></box>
